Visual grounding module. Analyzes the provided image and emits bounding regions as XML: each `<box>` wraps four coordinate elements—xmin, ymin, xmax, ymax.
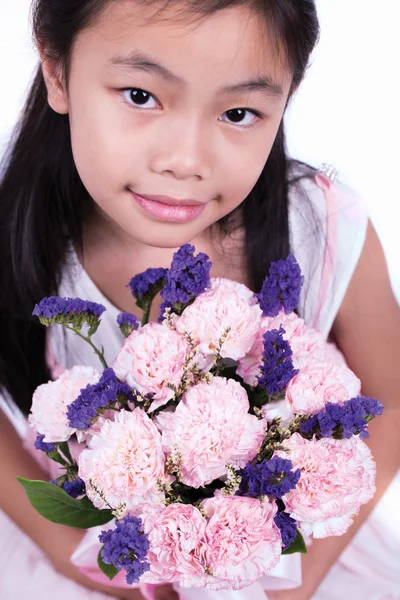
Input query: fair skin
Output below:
<box><xmin>3</xmin><ymin>2</ymin><xmax>399</xmax><ymax>600</ymax></box>
<box><xmin>43</xmin><ymin>1</ymin><xmax>292</xmax><ymax>302</ymax></box>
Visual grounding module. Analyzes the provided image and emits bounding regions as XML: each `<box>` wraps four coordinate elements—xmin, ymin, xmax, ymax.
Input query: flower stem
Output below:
<box><xmin>65</xmin><ymin>325</ymin><xmax>108</xmax><ymax>370</ymax></box>
<box><xmin>58</xmin><ymin>442</ymin><xmax>74</xmax><ymax>464</ymax></box>
<box><xmin>49</xmin><ymin>452</ymin><xmax>70</xmax><ymax>468</ymax></box>
<box><xmin>141</xmin><ymin>301</ymin><xmax>152</xmax><ymax>327</ymax></box>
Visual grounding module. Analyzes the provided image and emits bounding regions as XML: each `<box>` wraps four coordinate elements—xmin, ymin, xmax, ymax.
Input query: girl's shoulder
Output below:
<box><xmin>288</xmin><ymin>164</ymin><xmax>369</xmax><ymax>337</ymax></box>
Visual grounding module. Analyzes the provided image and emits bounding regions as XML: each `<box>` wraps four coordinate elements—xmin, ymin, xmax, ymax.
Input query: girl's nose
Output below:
<box><xmin>149</xmin><ymin>115</ymin><xmax>213</xmax><ymax>182</ymax></box>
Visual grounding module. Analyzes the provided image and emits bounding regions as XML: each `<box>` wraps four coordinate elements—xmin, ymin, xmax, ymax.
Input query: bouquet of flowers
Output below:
<box><xmin>19</xmin><ymin>245</ymin><xmax>383</xmax><ymax>591</ymax></box>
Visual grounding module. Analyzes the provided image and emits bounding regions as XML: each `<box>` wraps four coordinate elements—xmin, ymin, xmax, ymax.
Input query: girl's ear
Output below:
<box><xmin>40</xmin><ymin>50</ymin><xmax>69</xmax><ymax>115</ymax></box>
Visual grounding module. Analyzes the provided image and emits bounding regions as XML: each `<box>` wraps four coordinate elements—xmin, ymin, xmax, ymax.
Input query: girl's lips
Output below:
<box><xmin>130</xmin><ymin>190</ymin><xmax>207</xmax><ymax>224</ymax></box>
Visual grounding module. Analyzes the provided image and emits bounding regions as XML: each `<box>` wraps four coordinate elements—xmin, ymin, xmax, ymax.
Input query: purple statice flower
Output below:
<box><xmin>117</xmin><ymin>312</ymin><xmax>139</xmax><ymax>328</ymax></box>
<box><xmin>99</xmin><ymin>516</ymin><xmax>150</xmax><ymax>585</ymax></box>
<box><xmin>67</xmin><ymin>368</ymin><xmax>135</xmax><ymax>431</ymax></box>
<box><xmin>357</xmin><ymin>396</ymin><xmax>384</xmax><ymax>418</ymax></box>
<box><xmin>315</xmin><ymin>408</ymin><xmax>338</xmax><ymax>438</ymax></box>
<box><xmin>257</xmin><ymin>326</ymin><xmax>298</xmax><ymax>396</ymax></box>
<box><xmin>34</xmin><ymin>434</ymin><xmax>56</xmax><ymax>453</ymax></box>
<box><xmin>32</xmin><ymin>296</ymin><xmax>106</xmax><ymax>335</ymax></box>
<box><xmin>330</xmin><ymin>396</ymin><xmax>383</xmax><ymax>439</ymax></box>
<box><xmin>33</xmin><ymin>297</ymin><xmax>105</xmax><ymax>320</ymax></box>
<box><xmin>160</xmin><ymin>244</ymin><xmax>211</xmax><ymax>312</ymax></box>
<box><xmin>274</xmin><ymin>511</ymin><xmax>298</xmax><ymax>550</ymax></box>
<box><xmin>300</xmin><ymin>396</ymin><xmax>384</xmax><ymax>440</ymax></box>
<box><xmin>256</xmin><ymin>255</ymin><xmax>304</xmax><ymax>317</ymax></box>
<box><xmin>236</xmin><ymin>456</ymin><xmax>301</xmax><ymax>499</ymax></box>
<box><xmin>117</xmin><ymin>312</ymin><xmax>140</xmax><ymax>337</ymax></box>
<box><xmin>299</xmin><ymin>414</ymin><xmax>318</xmax><ymax>436</ymax></box>
<box><xmin>129</xmin><ymin>268</ymin><xmax>167</xmax><ymax>310</ymax></box>
<box><xmin>64</xmin><ymin>477</ymin><xmax>86</xmax><ymax>499</ymax></box>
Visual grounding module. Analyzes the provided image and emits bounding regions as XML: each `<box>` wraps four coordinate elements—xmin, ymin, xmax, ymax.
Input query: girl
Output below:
<box><xmin>0</xmin><ymin>1</ymin><xmax>399</xmax><ymax>600</ymax></box>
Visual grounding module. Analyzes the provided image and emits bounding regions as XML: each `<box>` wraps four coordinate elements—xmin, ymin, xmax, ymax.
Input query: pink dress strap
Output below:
<box><xmin>312</xmin><ymin>173</ymin><xmax>339</xmax><ymax>330</ymax></box>
<box><xmin>291</xmin><ymin>169</ymin><xmax>369</xmax><ymax>338</ymax></box>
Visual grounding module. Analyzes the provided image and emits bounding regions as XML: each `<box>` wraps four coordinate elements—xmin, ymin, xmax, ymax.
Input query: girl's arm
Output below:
<box><xmin>0</xmin><ymin>409</ymin><xmax>148</xmax><ymax>600</ymax></box>
<box><xmin>267</xmin><ymin>221</ymin><xmax>400</xmax><ymax>600</ymax></box>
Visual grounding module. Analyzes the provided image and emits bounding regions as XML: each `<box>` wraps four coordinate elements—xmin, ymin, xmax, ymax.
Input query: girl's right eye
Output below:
<box><xmin>121</xmin><ymin>88</ymin><xmax>161</xmax><ymax>109</ymax></box>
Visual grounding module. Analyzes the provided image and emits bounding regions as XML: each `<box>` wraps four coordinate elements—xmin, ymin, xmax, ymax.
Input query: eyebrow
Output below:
<box><xmin>108</xmin><ymin>50</ymin><xmax>285</xmax><ymax>99</ymax></box>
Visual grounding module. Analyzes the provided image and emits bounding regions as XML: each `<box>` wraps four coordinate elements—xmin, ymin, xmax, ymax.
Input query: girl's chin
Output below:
<box><xmin>118</xmin><ymin>220</ymin><xmax>207</xmax><ymax>249</ymax></box>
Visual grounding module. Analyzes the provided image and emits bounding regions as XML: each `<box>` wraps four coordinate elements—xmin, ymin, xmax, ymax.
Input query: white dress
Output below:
<box><xmin>1</xmin><ymin>170</ymin><xmax>399</xmax><ymax>600</ymax></box>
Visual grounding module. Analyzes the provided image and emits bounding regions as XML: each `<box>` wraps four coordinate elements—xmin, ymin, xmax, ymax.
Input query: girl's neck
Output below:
<box><xmin>79</xmin><ymin>212</ymin><xmax>249</xmax><ymax>318</ymax></box>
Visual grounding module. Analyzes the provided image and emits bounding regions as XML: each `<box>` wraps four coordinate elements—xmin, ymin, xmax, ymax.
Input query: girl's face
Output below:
<box><xmin>49</xmin><ymin>1</ymin><xmax>293</xmax><ymax>249</ymax></box>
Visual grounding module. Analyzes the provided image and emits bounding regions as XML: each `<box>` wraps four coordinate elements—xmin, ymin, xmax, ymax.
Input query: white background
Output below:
<box><xmin>0</xmin><ymin>0</ymin><xmax>399</xmax><ymax>301</ymax></box>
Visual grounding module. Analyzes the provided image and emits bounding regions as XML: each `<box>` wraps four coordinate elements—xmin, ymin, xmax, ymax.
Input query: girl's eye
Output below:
<box><xmin>121</xmin><ymin>88</ymin><xmax>160</xmax><ymax>109</ymax></box>
<box><xmin>219</xmin><ymin>108</ymin><xmax>262</xmax><ymax>128</ymax></box>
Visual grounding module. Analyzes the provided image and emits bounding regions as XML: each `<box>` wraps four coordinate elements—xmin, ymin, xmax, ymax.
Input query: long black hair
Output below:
<box><xmin>0</xmin><ymin>0</ymin><xmax>320</xmax><ymax>414</ymax></box>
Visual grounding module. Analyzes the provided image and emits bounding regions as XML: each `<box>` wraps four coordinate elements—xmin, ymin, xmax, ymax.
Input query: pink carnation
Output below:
<box><xmin>278</xmin><ymin>433</ymin><xmax>376</xmax><ymax>538</ymax></box>
<box><xmin>200</xmin><ymin>496</ymin><xmax>281</xmax><ymax>590</ymax></box>
<box><xmin>269</xmin><ymin>312</ymin><xmax>325</xmax><ymax>356</ymax></box>
<box><xmin>266</xmin><ymin>312</ymin><xmax>325</xmax><ymax>364</ymax></box>
<box><xmin>286</xmin><ymin>359</ymin><xmax>361</xmax><ymax>415</ymax></box>
<box><xmin>261</xmin><ymin>399</ymin><xmax>296</xmax><ymax>423</ymax></box>
<box><xmin>175</xmin><ymin>278</ymin><xmax>262</xmax><ymax>368</ymax></box>
<box><xmin>29</xmin><ymin>366</ymin><xmax>100</xmax><ymax>442</ymax></box>
<box><xmin>156</xmin><ymin>377</ymin><xmax>266</xmax><ymax>488</ymax></box>
<box><xmin>111</xmin><ymin>322</ymin><xmax>189</xmax><ymax>412</ymax></box>
<box><xmin>78</xmin><ymin>409</ymin><xmax>166</xmax><ymax>512</ymax></box>
<box><xmin>237</xmin><ymin>312</ymin><xmax>324</xmax><ymax>387</ymax></box>
<box><xmin>136</xmin><ymin>503</ymin><xmax>208</xmax><ymax>586</ymax></box>
<box><xmin>75</xmin><ymin>409</ymin><xmax>116</xmax><ymax>444</ymax></box>
<box><xmin>323</xmin><ymin>342</ymin><xmax>348</xmax><ymax>366</ymax></box>
<box><xmin>236</xmin><ymin>322</ymin><xmax>266</xmax><ymax>387</ymax></box>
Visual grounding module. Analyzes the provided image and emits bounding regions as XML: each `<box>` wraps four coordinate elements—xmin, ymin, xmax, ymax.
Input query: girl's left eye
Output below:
<box><xmin>219</xmin><ymin>108</ymin><xmax>262</xmax><ymax>128</ymax></box>
<box><xmin>121</xmin><ymin>88</ymin><xmax>160</xmax><ymax>109</ymax></box>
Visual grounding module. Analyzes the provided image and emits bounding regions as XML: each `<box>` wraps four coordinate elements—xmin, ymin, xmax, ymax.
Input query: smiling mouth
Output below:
<box><xmin>135</xmin><ymin>193</ymin><xmax>206</xmax><ymax>207</ymax></box>
<box><xmin>129</xmin><ymin>190</ymin><xmax>208</xmax><ymax>224</ymax></box>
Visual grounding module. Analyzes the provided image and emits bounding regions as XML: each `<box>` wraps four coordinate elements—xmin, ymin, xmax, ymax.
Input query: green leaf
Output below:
<box><xmin>79</xmin><ymin>494</ymin><xmax>98</xmax><ymax>509</ymax></box>
<box><xmin>282</xmin><ymin>530</ymin><xmax>307</xmax><ymax>555</ymax></box>
<box><xmin>248</xmin><ymin>386</ymin><xmax>271</xmax><ymax>410</ymax></box>
<box><xmin>17</xmin><ymin>478</ymin><xmax>113</xmax><ymax>529</ymax></box>
<box><xmin>98</xmin><ymin>551</ymin><xmax>119</xmax><ymax>581</ymax></box>
<box><xmin>218</xmin><ymin>365</ymin><xmax>240</xmax><ymax>380</ymax></box>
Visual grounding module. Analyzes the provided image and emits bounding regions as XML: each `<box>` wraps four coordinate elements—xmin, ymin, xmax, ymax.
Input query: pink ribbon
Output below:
<box><xmin>312</xmin><ymin>173</ymin><xmax>338</xmax><ymax>330</ymax></box>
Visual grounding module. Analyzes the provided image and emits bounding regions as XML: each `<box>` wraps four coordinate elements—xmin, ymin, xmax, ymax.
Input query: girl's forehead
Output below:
<box><xmin>75</xmin><ymin>1</ymin><xmax>291</xmax><ymax>92</ymax></box>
